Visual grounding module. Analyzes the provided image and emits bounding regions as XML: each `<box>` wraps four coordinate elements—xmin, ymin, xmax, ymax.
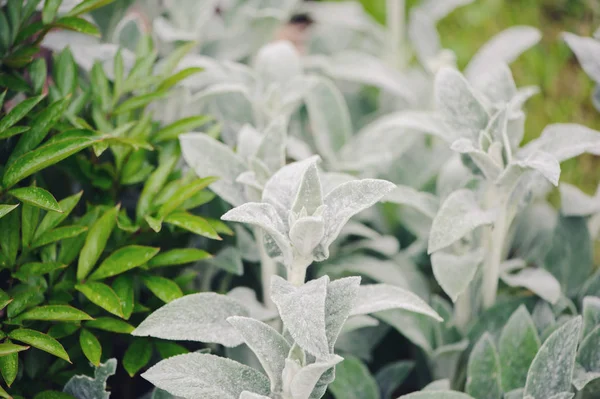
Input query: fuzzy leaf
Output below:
<box><xmin>398</xmin><ymin>392</ymin><xmax>475</xmax><ymax>398</ymax></box>
<box><xmin>325</xmin><ymin>276</ymin><xmax>361</xmax><ymax>352</ymax></box>
<box><xmin>350</xmin><ymin>284</ymin><xmax>442</xmax><ymax>321</ymax></box>
<box><xmin>500</xmin><ymin>267</ymin><xmax>561</xmax><ymax>304</ymax></box>
<box><xmin>328</xmin><ymin>356</ymin><xmax>378</xmax><ymax>399</ymax></box>
<box><xmin>141</xmin><ymin>353</ymin><xmax>270</xmax><ymax>399</ymax></box>
<box><xmin>499</xmin><ymin>306</ymin><xmax>541</xmax><ymax>392</ymax></box>
<box><xmin>63</xmin><ymin>358</ymin><xmax>117</xmax><ymax>399</ymax></box>
<box><xmin>563</xmin><ymin>32</ymin><xmax>600</xmax><ymax>82</ymax></box>
<box><xmin>519</xmin><ymin>124</ymin><xmax>600</xmax><ymax>163</ymax></box>
<box><xmin>133</xmin><ymin>293</ymin><xmax>249</xmax><ymax>347</ymax></box>
<box><xmin>431</xmin><ymin>250</ymin><xmax>483</xmax><ymax>302</ymax></box>
<box><xmin>227</xmin><ymin>316</ymin><xmax>290</xmax><ymax>393</ymax></box>
<box><xmin>559</xmin><ymin>183</ymin><xmax>600</xmax><ymax>217</ymax></box>
<box><xmin>375</xmin><ymin>360</ymin><xmax>414</xmax><ymax>399</ymax></box>
<box><xmin>384</xmin><ymin>185</ymin><xmax>439</xmax><ymax>219</ymax></box>
<box><xmin>289</xmin><ymin>355</ymin><xmax>343</xmax><ymax>399</ymax></box>
<box><xmin>271</xmin><ymin>276</ymin><xmax>330</xmax><ymax>358</ymax></box>
<box><xmin>428</xmin><ymin>189</ymin><xmax>495</xmax><ymax>254</ymax></box>
<box><xmin>466</xmin><ymin>333</ymin><xmax>502</xmax><ymax>399</ymax></box>
<box><xmin>524</xmin><ymin>316</ymin><xmax>582</xmax><ymax>398</ymax></box>
<box><xmin>9</xmin><ymin>328</ymin><xmax>70</xmax><ymax>362</ymax></box>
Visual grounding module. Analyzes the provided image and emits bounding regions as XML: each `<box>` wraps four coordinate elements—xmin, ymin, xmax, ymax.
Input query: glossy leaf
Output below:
<box><xmin>17</xmin><ymin>305</ymin><xmax>93</xmax><ymax>321</ymax></box>
<box><xmin>9</xmin><ymin>329</ymin><xmax>70</xmax><ymax>362</ymax></box>
<box><xmin>123</xmin><ymin>339</ymin><xmax>153</xmax><ymax>377</ymax></box>
<box><xmin>89</xmin><ymin>245</ymin><xmax>159</xmax><ymax>280</ymax></box>
<box><xmin>77</xmin><ymin>206</ymin><xmax>119</xmax><ymax>281</ymax></box>
<box><xmin>76</xmin><ymin>282</ymin><xmax>124</xmax><ymax>317</ymax></box>
<box><xmin>80</xmin><ymin>329</ymin><xmax>102</xmax><ymax>366</ymax></box>
<box><xmin>142</xmin><ymin>275</ymin><xmax>183</xmax><ymax>303</ymax></box>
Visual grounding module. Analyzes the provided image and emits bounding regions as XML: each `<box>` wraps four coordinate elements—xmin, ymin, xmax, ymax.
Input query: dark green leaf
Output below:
<box><xmin>9</xmin><ymin>186</ymin><xmax>62</xmax><ymax>212</ymax></box>
<box><xmin>54</xmin><ymin>47</ymin><xmax>77</xmax><ymax>97</ymax></box>
<box><xmin>141</xmin><ymin>275</ymin><xmax>183</xmax><ymax>303</ymax></box>
<box><xmin>0</xmin><ymin>125</ymin><xmax>30</xmax><ymax>140</ymax></box>
<box><xmin>35</xmin><ymin>191</ymin><xmax>82</xmax><ymax>239</ymax></box>
<box><xmin>466</xmin><ymin>333</ymin><xmax>502</xmax><ymax>399</ymax></box>
<box><xmin>12</xmin><ymin>262</ymin><xmax>66</xmax><ymax>280</ymax></box>
<box><xmin>3</xmin><ymin>136</ymin><xmax>96</xmax><ymax>188</ymax></box>
<box><xmin>9</xmin><ymin>328</ymin><xmax>70</xmax><ymax>362</ymax></box>
<box><xmin>0</xmin><ymin>208</ymin><xmax>19</xmax><ymax>265</ymax></box>
<box><xmin>0</xmin><ymin>288</ymin><xmax>11</xmax><ymax>311</ymax></box>
<box><xmin>113</xmin><ymin>90</ymin><xmax>168</xmax><ymax>114</ymax></box>
<box><xmin>123</xmin><ymin>339</ymin><xmax>152</xmax><ymax>377</ymax></box>
<box><xmin>7</xmin><ymin>288</ymin><xmax>43</xmax><ymax>318</ymax></box>
<box><xmin>77</xmin><ymin>205</ymin><xmax>119</xmax><ymax>281</ymax></box>
<box><xmin>21</xmin><ymin>202</ymin><xmax>40</xmax><ymax>247</ymax></box>
<box><xmin>0</xmin><ymin>347</ymin><xmax>18</xmax><ymax>386</ymax></box>
<box><xmin>157</xmin><ymin>67</ymin><xmax>203</xmax><ymax>91</ymax></box>
<box><xmin>0</xmin><ymin>204</ymin><xmax>19</xmax><ymax>220</ymax></box>
<box><xmin>112</xmin><ymin>274</ymin><xmax>134</xmax><ymax>319</ymax></box>
<box><xmin>156</xmin><ymin>176</ymin><xmax>218</xmax><ymax>218</ymax></box>
<box><xmin>0</xmin><ymin>342</ymin><xmax>29</xmax><ymax>356</ymax></box>
<box><xmin>53</xmin><ymin>16</ymin><xmax>100</xmax><ymax>36</ymax></box>
<box><xmin>375</xmin><ymin>361</ymin><xmax>414</xmax><ymax>399</ymax></box>
<box><xmin>147</xmin><ymin>248</ymin><xmax>211</xmax><ymax>269</ymax></box>
<box><xmin>47</xmin><ymin>323</ymin><xmax>80</xmax><ymax>339</ymax></box>
<box><xmin>31</xmin><ymin>225</ymin><xmax>88</xmax><ymax>248</ymax></box>
<box><xmin>154</xmin><ymin>341</ymin><xmax>188</xmax><ymax>359</ymax></box>
<box><xmin>85</xmin><ymin>317</ymin><xmax>134</xmax><ymax>334</ymax></box>
<box><xmin>76</xmin><ymin>282</ymin><xmax>124</xmax><ymax>317</ymax></box>
<box><xmin>329</xmin><ymin>355</ymin><xmax>379</xmax><ymax>399</ymax></box>
<box><xmin>89</xmin><ymin>245</ymin><xmax>159</xmax><ymax>280</ymax></box>
<box><xmin>0</xmin><ymin>95</ymin><xmax>44</xmax><ymax>133</ymax></box>
<box><xmin>90</xmin><ymin>62</ymin><xmax>110</xmax><ymax>112</ymax></box>
<box><xmin>164</xmin><ymin>211</ymin><xmax>220</xmax><ymax>240</ymax></box>
<box><xmin>153</xmin><ymin>115</ymin><xmax>212</xmax><ymax>143</ymax></box>
<box><xmin>34</xmin><ymin>390</ymin><xmax>76</xmax><ymax>399</ymax></box>
<box><xmin>42</xmin><ymin>0</ymin><xmax>62</xmax><ymax>23</ymax></box>
<box><xmin>66</xmin><ymin>0</ymin><xmax>115</xmax><ymax>17</ymax></box>
<box><xmin>17</xmin><ymin>305</ymin><xmax>93</xmax><ymax>321</ymax></box>
<box><xmin>0</xmin><ymin>11</ymin><xmax>10</xmax><ymax>51</ymax></box>
<box><xmin>29</xmin><ymin>58</ymin><xmax>47</xmax><ymax>94</ymax></box>
<box><xmin>9</xmin><ymin>98</ymin><xmax>70</xmax><ymax>164</ymax></box>
<box><xmin>79</xmin><ymin>329</ymin><xmax>101</xmax><ymax>366</ymax></box>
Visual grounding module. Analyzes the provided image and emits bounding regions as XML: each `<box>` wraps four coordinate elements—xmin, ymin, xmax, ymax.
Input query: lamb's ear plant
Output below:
<box><xmin>563</xmin><ymin>28</ymin><xmax>600</xmax><ymax>111</ymax></box>
<box><xmin>131</xmin><ymin>155</ymin><xmax>444</xmax><ymax>399</ymax></box>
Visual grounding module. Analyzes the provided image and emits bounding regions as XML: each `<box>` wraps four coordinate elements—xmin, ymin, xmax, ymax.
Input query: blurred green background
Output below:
<box><xmin>336</xmin><ymin>0</ymin><xmax>600</xmax><ymax>193</ymax></box>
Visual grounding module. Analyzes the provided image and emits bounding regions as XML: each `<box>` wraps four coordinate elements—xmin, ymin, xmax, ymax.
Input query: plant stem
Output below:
<box><xmin>387</xmin><ymin>0</ymin><xmax>405</xmax><ymax>68</ymax></box>
<box><xmin>255</xmin><ymin>228</ymin><xmax>277</xmax><ymax>310</ymax></box>
<box><xmin>481</xmin><ymin>207</ymin><xmax>508</xmax><ymax>309</ymax></box>
<box><xmin>288</xmin><ymin>257</ymin><xmax>311</xmax><ymax>286</ymax></box>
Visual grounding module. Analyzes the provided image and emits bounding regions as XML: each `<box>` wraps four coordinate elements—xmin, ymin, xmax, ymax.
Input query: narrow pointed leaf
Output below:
<box><xmin>9</xmin><ymin>328</ymin><xmax>70</xmax><ymax>362</ymax></box>
<box><xmin>89</xmin><ymin>245</ymin><xmax>159</xmax><ymax>281</ymax></box>
<box><xmin>80</xmin><ymin>329</ymin><xmax>102</xmax><ymax>366</ymax></box>
<box><xmin>76</xmin><ymin>282</ymin><xmax>124</xmax><ymax>317</ymax></box>
<box><xmin>9</xmin><ymin>187</ymin><xmax>61</xmax><ymax>212</ymax></box>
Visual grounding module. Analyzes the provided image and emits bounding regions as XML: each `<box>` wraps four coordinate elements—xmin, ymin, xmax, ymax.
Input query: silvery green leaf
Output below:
<box><xmin>151</xmin><ymin>388</ymin><xmax>182</xmax><ymax>399</ymax></box>
<box><xmin>227</xmin><ymin>316</ymin><xmax>290</xmax><ymax>393</ymax></box>
<box><xmin>499</xmin><ymin>306</ymin><xmax>541</xmax><ymax>392</ymax></box>
<box><xmin>63</xmin><ymin>358</ymin><xmax>117</xmax><ymax>399</ymax></box>
<box><xmin>255</xmin><ymin>117</ymin><xmax>288</xmax><ymax>173</ymax></box>
<box><xmin>397</xmin><ymin>391</ymin><xmax>476</xmax><ymax>398</ymax></box>
<box><xmin>464</xmin><ymin>26</ymin><xmax>541</xmax><ymax>81</ymax></box>
<box><xmin>471</xmin><ymin>63</ymin><xmax>518</xmax><ymax>105</ymax></box>
<box><xmin>289</xmin><ymin>355</ymin><xmax>343</xmax><ymax>399</ymax></box>
<box><xmin>303</xmin><ymin>76</ymin><xmax>352</xmax><ymax>164</ymax></box>
<box><xmin>328</xmin><ymin>356</ymin><xmax>378</xmax><ymax>399</ymax></box>
<box><xmin>532</xmin><ymin>302</ymin><xmax>556</xmax><ymax>335</ymax></box>
<box><xmin>428</xmin><ymin>189</ymin><xmax>496</xmax><ymax>254</ymax></box>
<box><xmin>466</xmin><ymin>333</ymin><xmax>502</xmax><ymax>399</ymax></box>
<box><xmin>582</xmin><ymin>297</ymin><xmax>600</xmax><ymax>339</ymax></box>
<box><xmin>524</xmin><ymin>316</ymin><xmax>582</xmax><ymax>398</ymax></box>
<box><xmin>319</xmin><ymin>255</ymin><xmax>410</xmax><ymax>290</ymax></box>
<box><xmin>253</xmin><ymin>41</ymin><xmax>302</xmax><ymax>87</ymax></box>
<box><xmin>578</xmin><ymin>325</ymin><xmax>600</xmax><ymax>373</ymax></box>
<box><xmin>375</xmin><ymin>310</ymin><xmax>433</xmax><ymax>353</ymax></box>
<box><xmin>518</xmin><ymin>124</ymin><xmax>600</xmax><ymax>163</ymax></box>
<box><xmin>432</xmin><ymin>340</ymin><xmax>469</xmax><ymax>381</ymax></box>
<box><xmin>207</xmin><ymin>247</ymin><xmax>244</xmax><ymax>276</ymax></box>
<box><xmin>559</xmin><ymin>183</ymin><xmax>600</xmax><ymax>217</ymax></box>
<box><xmin>351</xmin><ymin>284</ymin><xmax>442</xmax><ymax>321</ymax></box>
<box><xmin>237</xmin><ymin>125</ymin><xmax>263</xmax><ymax>162</ymax></box>
<box><xmin>341</xmin><ymin>315</ymin><xmax>380</xmax><ymax>334</ymax></box>
<box><xmin>142</xmin><ymin>353</ymin><xmax>270</xmax><ymax>399</ymax></box>
<box><xmin>510</xmin><ymin>150</ymin><xmax>561</xmax><ymax>187</ymax></box>
<box><xmin>263</xmin><ymin>156</ymin><xmax>321</xmax><ymax>221</ymax></box>
<box><xmin>451</xmin><ymin>138</ymin><xmax>503</xmax><ymax>180</ymax></box>
<box><xmin>227</xmin><ymin>287</ymin><xmax>277</xmax><ymax>321</ymax></box>
<box><xmin>271</xmin><ymin>276</ymin><xmax>330</xmax><ymax>358</ymax></box>
<box><xmin>436</xmin><ymin>155</ymin><xmax>475</xmax><ymax>199</ymax></box>
<box><xmin>324</xmin><ymin>276</ymin><xmax>361</xmax><ymax>351</ymax></box>
<box><xmin>180</xmin><ymin>133</ymin><xmax>247</xmax><ymax>206</ymax></box>
<box><xmin>292</xmin><ymin>162</ymin><xmax>324</xmax><ymax>215</ymax></box>
<box><xmin>321</xmin><ymin>172</ymin><xmax>357</xmax><ymax>196</ymax></box>
<box><xmin>342</xmin><ymin>235</ymin><xmax>400</xmax><ymax>257</ymax></box>
<box><xmin>423</xmin><ymin>380</ymin><xmax>451</xmax><ymax>391</ymax></box>
<box><xmin>240</xmin><ymin>392</ymin><xmax>270</xmax><ymax>399</ymax></box>
<box><xmin>306</xmin><ymin>52</ymin><xmax>417</xmax><ymax>102</ymax></box>
<box><xmin>431</xmin><ymin>249</ymin><xmax>483</xmax><ymax>302</ymax></box>
<box><xmin>547</xmin><ymin>394</ymin><xmax>575</xmax><ymax>399</ymax></box>
<box><xmin>317</xmin><ymin>179</ymin><xmax>396</xmax><ymax>258</ymax></box>
<box><xmin>408</xmin><ymin>9</ymin><xmax>441</xmax><ymax>68</ymax></box>
<box><xmin>250</xmin><ymin>158</ymin><xmax>272</xmax><ymax>184</ymax></box>
<box><xmin>290</xmin><ymin>216</ymin><xmax>326</xmax><ymax>258</ymax></box>
<box><xmin>504</xmin><ymin>388</ymin><xmax>524</xmax><ymax>399</ymax></box>
<box><xmin>543</xmin><ymin>216</ymin><xmax>594</xmax><ymax>298</ymax></box>
<box><xmin>562</xmin><ymin>32</ymin><xmax>600</xmax><ymax>82</ymax></box>
<box><xmin>375</xmin><ymin>360</ymin><xmax>414</xmax><ymax>399</ymax></box>
<box><xmin>338</xmin><ymin>111</ymin><xmax>448</xmax><ymax>173</ymax></box>
<box><xmin>434</xmin><ymin>67</ymin><xmax>489</xmax><ymax>142</ymax></box>
<box><xmin>384</xmin><ymin>185</ymin><xmax>439</xmax><ymax>219</ymax></box>
<box><xmin>593</xmin><ymin>85</ymin><xmax>600</xmax><ymax>111</ymax></box>
<box><xmin>132</xmin><ymin>293</ymin><xmax>248</xmax><ymax>346</ymax></box>
<box><xmin>221</xmin><ymin>202</ymin><xmax>292</xmax><ymax>266</ymax></box>
<box><xmin>501</xmin><ymin>267</ymin><xmax>562</xmax><ymax>304</ymax></box>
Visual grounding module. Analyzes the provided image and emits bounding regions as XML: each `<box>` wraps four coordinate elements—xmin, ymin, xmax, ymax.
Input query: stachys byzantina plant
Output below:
<box><xmin>130</xmin><ymin>155</ymin><xmax>443</xmax><ymax>399</ymax></box>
